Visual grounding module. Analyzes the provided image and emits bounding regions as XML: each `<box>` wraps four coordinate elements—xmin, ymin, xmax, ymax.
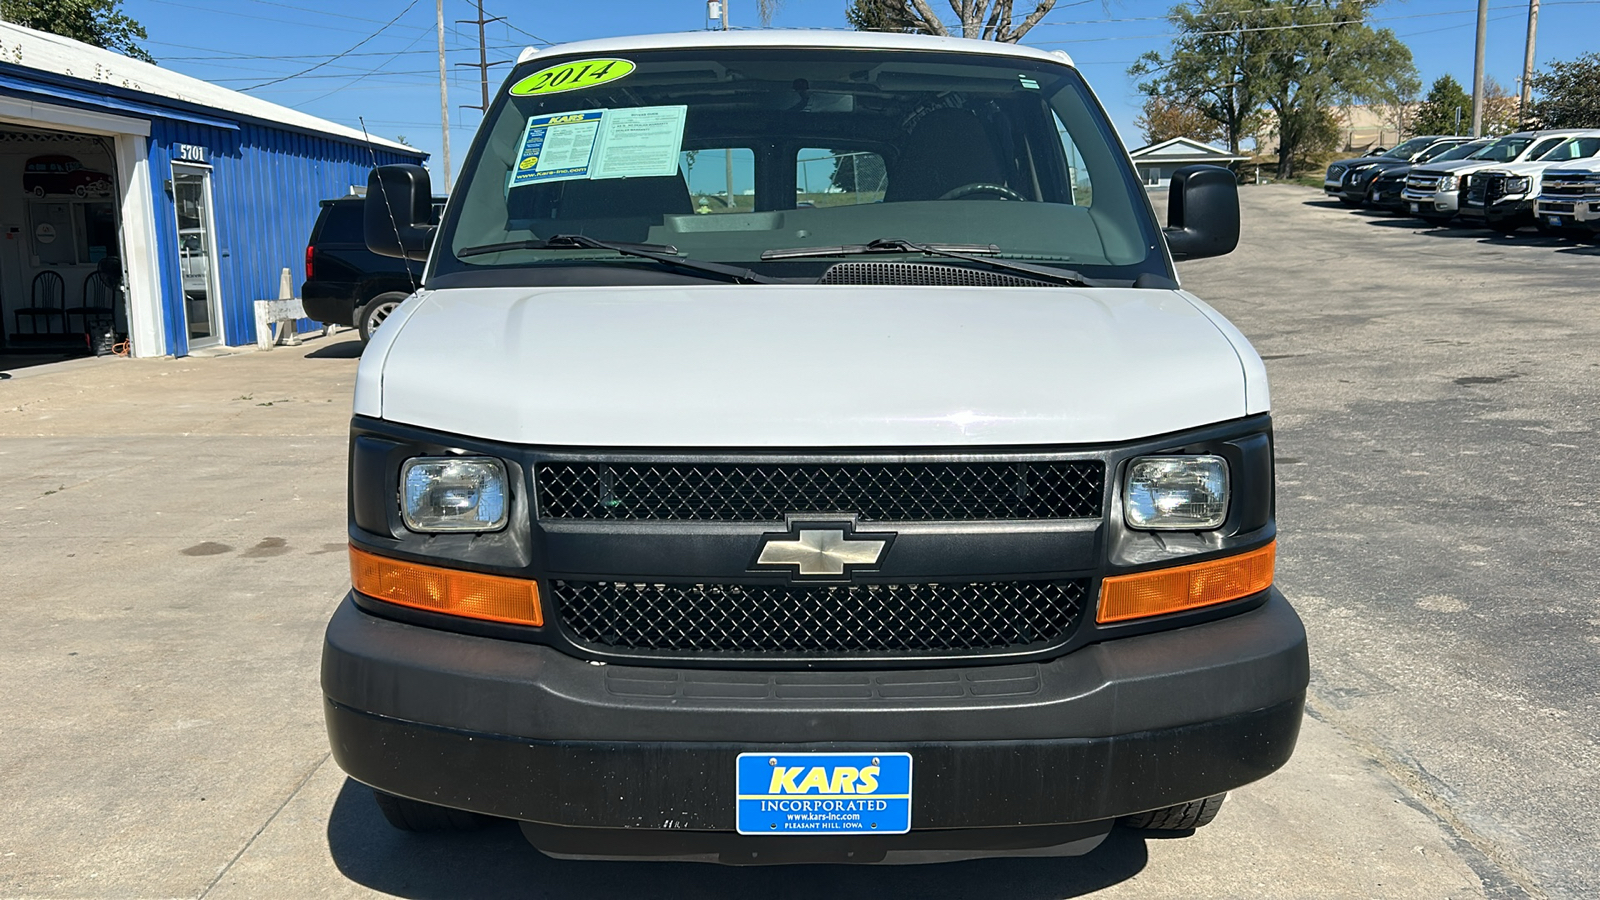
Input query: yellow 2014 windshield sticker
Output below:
<box><xmin>510</xmin><ymin>58</ymin><xmax>636</xmax><ymax>96</ymax></box>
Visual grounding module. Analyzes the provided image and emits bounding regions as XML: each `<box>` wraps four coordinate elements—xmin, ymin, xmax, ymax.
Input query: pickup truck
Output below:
<box><xmin>322</xmin><ymin>29</ymin><xmax>1308</xmax><ymax>865</ymax></box>
<box><xmin>1458</xmin><ymin>132</ymin><xmax>1600</xmax><ymax>233</ymax></box>
<box><xmin>1534</xmin><ymin>160</ymin><xmax>1600</xmax><ymax>237</ymax></box>
<box><xmin>1402</xmin><ymin>130</ymin><xmax>1576</xmax><ymax>225</ymax></box>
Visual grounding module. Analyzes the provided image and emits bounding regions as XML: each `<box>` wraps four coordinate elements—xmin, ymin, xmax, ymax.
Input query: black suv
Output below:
<box><xmin>302</xmin><ymin>196</ymin><xmax>442</xmax><ymax>342</ymax></box>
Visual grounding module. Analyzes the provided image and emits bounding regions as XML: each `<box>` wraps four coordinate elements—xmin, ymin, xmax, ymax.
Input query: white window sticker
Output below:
<box><xmin>509</xmin><ymin>105</ymin><xmax>688</xmax><ymax>189</ymax></box>
<box><xmin>591</xmin><ymin>105</ymin><xmax>689</xmax><ymax>180</ymax></box>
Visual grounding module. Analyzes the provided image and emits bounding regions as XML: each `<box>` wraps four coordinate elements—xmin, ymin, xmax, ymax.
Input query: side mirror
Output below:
<box><xmin>365</xmin><ymin>164</ymin><xmax>435</xmax><ymax>261</ymax></box>
<box><xmin>1164</xmin><ymin>165</ymin><xmax>1240</xmax><ymax>261</ymax></box>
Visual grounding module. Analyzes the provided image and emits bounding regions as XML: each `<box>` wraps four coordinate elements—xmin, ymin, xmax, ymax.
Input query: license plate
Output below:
<box><xmin>736</xmin><ymin>752</ymin><xmax>912</xmax><ymax>835</ymax></box>
<box><xmin>1409</xmin><ymin>202</ymin><xmax>1420</xmax><ymax>213</ymax></box>
<box><xmin>1550</xmin><ymin>216</ymin><xmax>1563</xmax><ymax>227</ymax></box>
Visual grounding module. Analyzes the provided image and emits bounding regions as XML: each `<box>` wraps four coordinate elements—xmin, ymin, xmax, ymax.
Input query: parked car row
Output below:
<box><xmin>1324</xmin><ymin>130</ymin><xmax>1600</xmax><ymax>238</ymax></box>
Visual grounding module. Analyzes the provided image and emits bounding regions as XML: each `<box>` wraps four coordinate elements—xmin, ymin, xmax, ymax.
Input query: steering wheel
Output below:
<box><xmin>938</xmin><ymin>182</ymin><xmax>1026</xmax><ymax>201</ymax></box>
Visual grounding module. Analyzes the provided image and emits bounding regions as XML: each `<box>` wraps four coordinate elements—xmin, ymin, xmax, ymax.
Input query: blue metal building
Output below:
<box><xmin>0</xmin><ymin>22</ymin><xmax>426</xmax><ymax>358</ymax></box>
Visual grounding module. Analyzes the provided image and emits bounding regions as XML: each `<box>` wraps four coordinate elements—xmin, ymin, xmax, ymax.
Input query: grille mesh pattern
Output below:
<box><xmin>536</xmin><ymin>460</ymin><xmax>1104</xmax><ymax>522</ymax></box>
<box><xmin>553</xmin><ymin>579</ymin><xmax>1088</xmax><ymax>654</ymax></box>
<box><xmin>819</xmin><ymin>261</ymin><xmax>1058</xmax><ymax>288</ymax></box>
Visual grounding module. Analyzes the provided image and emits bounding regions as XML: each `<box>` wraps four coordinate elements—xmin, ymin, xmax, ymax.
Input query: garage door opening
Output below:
<box><xmin>0</xmin><ymin>126</ymin><xmax>127</xmax><ymax>359</ymax></box>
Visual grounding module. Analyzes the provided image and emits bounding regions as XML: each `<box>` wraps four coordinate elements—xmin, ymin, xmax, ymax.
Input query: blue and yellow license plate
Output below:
<box><xmin>735</xmin><ymin>752</ymin><xmax>913</xmax><ymax>835</ymax></box>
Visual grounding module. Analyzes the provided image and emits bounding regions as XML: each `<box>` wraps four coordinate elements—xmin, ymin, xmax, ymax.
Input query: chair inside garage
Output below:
<box><xmin>16</xmin><ymin>270</ymin><xmax>66</xmax><ymax>335</ymax></box>
<box><xmin>66</xmin><ymin>270</ymin><xmax>116</xmax><ymax>339</ymax></box>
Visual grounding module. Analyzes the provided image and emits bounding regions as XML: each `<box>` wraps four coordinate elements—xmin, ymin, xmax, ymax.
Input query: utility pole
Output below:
<box><xmin>456</xmin><ymin>0</ymin><xmax>509</xmax><ymax>114</ymax></box>
<box><xmin>1471</xmin><ymin>0</ymin><xmax>1488</xmax><ymax>136</ymax></box>
<box><xmin>436</xmin><ymin>0</ymin><xmax>451</xmax><ymax>193</ymax></box>
<box><xmin>720</xmin><ymin>0</ymin><xmax>733</xmax><ymax>205</ymax></box>
<box><xmin>1520</xmin><ymin>0</ymin><xmax>1540</xmax><ymax>125</ymax></box>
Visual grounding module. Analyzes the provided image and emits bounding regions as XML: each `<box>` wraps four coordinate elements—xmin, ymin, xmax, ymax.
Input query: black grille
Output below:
<box><xmin>1468</xmin><ymin>174</ymin><xmax>1506</xmax><ymax>206</ymax></box>
<box><xmin>536</xmin><ymin>460</ymin><xmax>1104</xmax><ymax>522</ymax></box>
<box><xmin>553</xmin><ymin>579</ymin><xmax>1088</xmax><ymax>655</ymax></box>
<box><xmin>819</xmin><ymin>261</ymin><xmax>1058</xmax><ymax>288</ymax></box>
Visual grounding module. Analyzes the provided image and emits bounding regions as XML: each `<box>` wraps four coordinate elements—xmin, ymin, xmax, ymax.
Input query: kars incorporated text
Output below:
<box><xmin>758</xmin><ymin>799</ymin><xmax>891</xmax><ymax>812</ymax></box>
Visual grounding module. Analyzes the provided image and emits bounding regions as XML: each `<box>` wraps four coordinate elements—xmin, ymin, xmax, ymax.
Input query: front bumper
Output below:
<box><xmin>323</xmin><ymin>589</ymin><xmax>1307</xmax><ymax>852</ymax></box>
<box><xmin>1538</xmin><ymin>199</ymin><xmax>1600</xmax><ymax>229</ymax></box>
<box><xmin>1459</xmin><ymin>198</ymin><xmax>1532</xmax><ymax>224</ymax></box>
<box><xmin>1402</xmin><ymin>189</ymin><xmax>1458</xmax><ymax>216</ymax></box>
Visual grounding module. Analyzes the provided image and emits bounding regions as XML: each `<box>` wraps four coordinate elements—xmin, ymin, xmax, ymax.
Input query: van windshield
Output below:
<box><xmin>432</xmin><ymin>47</ymin><xmax>1167</xmax><ymax>285</ymax></box>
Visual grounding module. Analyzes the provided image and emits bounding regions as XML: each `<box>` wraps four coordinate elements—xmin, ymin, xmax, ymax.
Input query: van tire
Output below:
<box><xmin>358</xmin><ymin>292</ymin><xmax>408</xmax><ymax>343</ymax></box>
<box><xmin>1121</xmin><ymin>794</ymin><xmax>1226</xmax><ymax>831</ymax></box>
<box><xmin>372</xmin><ymin>789</ymin><xmax>493</xmax><ymax>832</ymax></box>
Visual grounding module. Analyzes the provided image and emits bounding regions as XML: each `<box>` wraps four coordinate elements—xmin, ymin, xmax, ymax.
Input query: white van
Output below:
<box><xmin>322</xmin><ymin>30</ymin><xmax>1307</xmax><ymax>864</ymax></box>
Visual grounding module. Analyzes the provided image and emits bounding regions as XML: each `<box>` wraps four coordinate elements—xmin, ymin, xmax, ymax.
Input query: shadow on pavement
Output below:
<box><xmin>1555</xmin><ymin>243</ymin><xmax>1600</xmax><ymax>256</ymax></box>
<box><xmin>304</xmin><ymin>341</ymin><xmax>365</xmax><ymax>360</ymax></box>
<box><xmin>0</xmin><ymin>352</ymin><xmax>79</xmax><ymax>373</ymax></box>
<box><xmin>327</xmin><ymin>778</ymin><xmax>1148</xmax><ymax>899</ymax></box>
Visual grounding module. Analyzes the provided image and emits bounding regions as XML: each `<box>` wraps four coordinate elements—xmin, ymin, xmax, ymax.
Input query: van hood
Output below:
<box><xmin>356</xmin><ymin>284</ymin><xmax>1266</xmax><ymax>448</ymax></box>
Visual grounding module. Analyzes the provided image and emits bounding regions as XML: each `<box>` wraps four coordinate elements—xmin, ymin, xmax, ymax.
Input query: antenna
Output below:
<box><xmin>358</xmin><ymin>117</ymin><xmax>419</xmax><ymax>295</ymax></box>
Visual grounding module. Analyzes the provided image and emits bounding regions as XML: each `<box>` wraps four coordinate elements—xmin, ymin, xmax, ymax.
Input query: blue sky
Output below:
<box><xmin>123</xmin><ymin>0</ymin><xmax>1600</xmax><ymax>178</ymax></box>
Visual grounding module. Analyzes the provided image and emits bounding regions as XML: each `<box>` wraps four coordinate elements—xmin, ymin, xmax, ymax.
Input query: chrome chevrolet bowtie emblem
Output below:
<box><xmin>752</xmin><ymin>521</ymin><xmax>894</xmax><ymax>580</ymax></box>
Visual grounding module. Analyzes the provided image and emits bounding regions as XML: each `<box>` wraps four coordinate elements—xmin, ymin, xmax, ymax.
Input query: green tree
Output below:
<box><xmin>1129</xmin><ymin>0</ymin><xmax>1268</xmax><ymax>155</ymax></box>
<box><xmin>1135</xmin><ymin>0</ymin><xmax>1417</xmax><ymax>177</ymax></box>
<box><xmin>0</xmin><ymin>0</ymin><xmax>154</xmax><ymax>63</ymax></box>
<box><xmin>845</xmin><ymin>0</ymin><xmax>918</xmax><ymax>32</ymax></box>
<box><xmin>1135</xmin><ymin>95</ymin><xmax>1225</xmax><ymax>145</ymax></box>
<box><xmin>844</xmin><ymin>0</ymin><xmax>1060</xmax><ymax>41</ymax></box>
<box><xmin>1528</xmin><ymin>52</ymin><xmax>1600</xmax><ymax>129</ymax></box>
<box><xmin>1412</xmin><ymin>75</ymin><xmax>1470</xmax><ymax>136</ymax></box>
<box><xmin>1253</xmin><ymin>0</ymin><xmax>1416</xmax><ymax>177</ymax></box>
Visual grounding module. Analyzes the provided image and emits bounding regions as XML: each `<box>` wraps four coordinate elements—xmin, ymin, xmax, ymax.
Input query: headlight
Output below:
<box><xmin>1124</xmin><ymin>455</ymin><xmax>1229</xmax><ymax>530</ymax></box>
<box><xmin>1438</xmin><ymin>174</ymin><xmax>1459</xmax><ymax>191</ymax></box>
<box><xmin>1504</xmin><ymin>176</ymin><xmax>1531</xmax><ymax>194</ymax></box>
<box><xmin>401</xmin><ymin>457</ymin><xmax>509</xmax><ymax>532</ymax></box>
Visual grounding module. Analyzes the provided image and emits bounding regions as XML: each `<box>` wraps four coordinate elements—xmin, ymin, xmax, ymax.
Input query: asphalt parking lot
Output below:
<box><xmin>1</xmin><ymin>184</ymin><xmax>1594</xmax><ymax>899</ymax></box>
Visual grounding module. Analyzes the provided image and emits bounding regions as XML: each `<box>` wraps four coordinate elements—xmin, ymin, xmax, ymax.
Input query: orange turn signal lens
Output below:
<box><xmin>1098</xmin><ymin>541</ymin><xmax>1275</xmax><ymax>624</ymax></box>
<box><xmin>349</xmin><ymin>546</ymin><xmax>542</xmax><ymax>626</ymax></box>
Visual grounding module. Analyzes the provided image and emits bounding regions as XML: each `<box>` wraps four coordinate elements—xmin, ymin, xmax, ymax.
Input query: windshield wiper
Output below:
<box><xmin>761</xmin><ymin>240</ymin><xmax>1001</xmax><ymax>260</ymax></box>
<box><xmin>457</xmin><ymin>234</ymin><xmax>781</xmax><ymax>284</ymax></box>
<box><xmin>760</xmin><ymin>237</ymin><xmax>1101</xmax><ymax>288</ymax></box>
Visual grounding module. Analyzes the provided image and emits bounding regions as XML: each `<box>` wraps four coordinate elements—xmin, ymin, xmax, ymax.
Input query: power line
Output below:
<box><xmin>238</xmin><ymin>0</ymin><xmax>438</xmax><ymax>30</ymax></box>
<box><xmin>1024</xmin><ymin>1</ymin><xmax>1600</xmax><ymax>45</ymax></box>
<box><xmin>297</xmin><ymin>23</ymin><xmax>438</xmax><ymax>107</ymax></box>
<box><xmin>141</xmin><ymin>0</ymin><xmax>432</xmax><ymax>37</ymax></box>
<box><xmin>239</xmin><ymin>0</ymin><xmax>426</xmax><ymax>92</ymax></box>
